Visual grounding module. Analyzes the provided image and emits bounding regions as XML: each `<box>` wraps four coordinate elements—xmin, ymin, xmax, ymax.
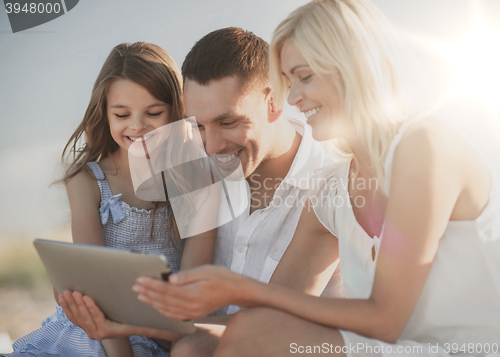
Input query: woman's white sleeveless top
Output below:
<box><xmin>312</xmin><ymin>103</ymin><xmax>500</xmax><ymax>346</ymax></box>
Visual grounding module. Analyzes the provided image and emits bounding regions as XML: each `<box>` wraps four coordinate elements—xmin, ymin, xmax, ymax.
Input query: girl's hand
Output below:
<box><xmin>60</xmin><ymin>290</ymin><xmax>132</xmax><ymax>340</ymax></box>
<box><xmin>133</xmin><ymin>265</ymin><xmax>248</xmax><ymax>321</ymax></box>
<box><xmin>53</xmin><ymin>286</ymin><xmax>61</xmax><ymax>305</ymax></box>
<box><xmin>59</xmin><ymin>291</ymin><xmax>185</xmax><ymax>341</ymax></box>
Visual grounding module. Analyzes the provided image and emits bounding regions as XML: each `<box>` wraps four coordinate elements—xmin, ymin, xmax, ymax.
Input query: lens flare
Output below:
<box><xmin>405</xmin><ymin>1</ymin><xmax>500</xmax><ymax>127</ymax></box>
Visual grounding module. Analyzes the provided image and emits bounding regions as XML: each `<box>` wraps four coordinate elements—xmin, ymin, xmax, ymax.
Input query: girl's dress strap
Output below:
<box><xmin>86</xmin><ymin>161</ymin><xmax>113</xmax><ymax>202</ymax></box>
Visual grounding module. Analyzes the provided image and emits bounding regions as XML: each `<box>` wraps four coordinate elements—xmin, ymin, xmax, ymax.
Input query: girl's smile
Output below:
<box><xmin>106</xmin><ymin>79</ymin><xmax>171</xmax><ymax>155</ymax></box>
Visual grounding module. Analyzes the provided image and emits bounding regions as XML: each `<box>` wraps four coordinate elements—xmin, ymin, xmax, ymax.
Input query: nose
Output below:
<box><xmin>129</xmin><ymin>114</ymin><xmax>147</xmax><ymax>131</ymax></box>
<box><xmin>287</xmin><ymin>83</ymin><xmax>302</xmax><ymax>107</ymax></box>
<box><xmin>203</xmin><ymin>127</ymin><xmax>227</xmax><ymax>155</ymax></box>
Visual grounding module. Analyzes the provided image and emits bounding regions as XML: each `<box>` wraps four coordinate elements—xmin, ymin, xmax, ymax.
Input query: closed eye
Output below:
<box><xmin>115</xmin><ymin>114</ymin><xmax>129</xmax><ymax>118</ymax></box>
<box><xmin>147</xmin><ymin>112</ymin><xmax>162</xmax><ymax>117</ymax></box>
<box><xmin>300</xmin><ymin>75</ymin><xmax>313</xmax><ymax>83</ymax></box>
<box><xmin>221</xmin><ymin>121</ymin><xmax>236</xmax><ymax>126</ymax></box>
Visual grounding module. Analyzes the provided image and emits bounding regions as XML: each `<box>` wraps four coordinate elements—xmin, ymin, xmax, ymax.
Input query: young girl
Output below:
<box><xmin>11</xmin><ymin>42</ymin><xmax>215</xmax><ymax>357</ymax></box>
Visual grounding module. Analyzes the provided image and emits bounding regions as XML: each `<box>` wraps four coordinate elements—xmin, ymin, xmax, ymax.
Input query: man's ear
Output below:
<box><xmin>265</xmin><ymin>88</ymin><xmax>283</xmax><ymax>123</ymax></box>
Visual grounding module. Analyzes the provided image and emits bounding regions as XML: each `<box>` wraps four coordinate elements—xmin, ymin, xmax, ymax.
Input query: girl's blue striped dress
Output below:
<box><xmin>10</xmin><ymin>162</ymin><xmax>184</xmax><ymax>357</ymax></box>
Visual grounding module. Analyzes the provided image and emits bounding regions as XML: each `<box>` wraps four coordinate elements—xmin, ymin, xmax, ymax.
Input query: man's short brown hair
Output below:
<box><xmin>182</xmin><ymin>27</ymin><xmax>269</xmax><ymax>92</ymax></box>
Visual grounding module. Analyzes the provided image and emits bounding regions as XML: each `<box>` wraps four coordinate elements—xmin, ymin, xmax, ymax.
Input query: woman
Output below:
<box><xmin>70</xmin><ymin>1</ymin><xmax>500</xmax><ymax>356</ymax></box>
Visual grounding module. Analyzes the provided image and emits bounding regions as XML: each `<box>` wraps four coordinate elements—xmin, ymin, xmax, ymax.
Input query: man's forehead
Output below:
<box><xmin>184</xmin><ymin>76</ymin><xmax>243</xmax><ymax>98</ymax></box>
<box><xmin>183</xmin><ymin>77</ymin><xmax>254</xmax><ymax>122</ymax></box>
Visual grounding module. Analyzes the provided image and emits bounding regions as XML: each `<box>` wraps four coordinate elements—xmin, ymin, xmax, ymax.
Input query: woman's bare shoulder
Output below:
<box><xmin>396</xmin><ymin>117</ymin><xmax>469</xmax><ymax>164</ymax></box>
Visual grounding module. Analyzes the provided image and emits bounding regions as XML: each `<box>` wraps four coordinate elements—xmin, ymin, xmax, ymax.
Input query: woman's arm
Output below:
<box><xmin>269</xmin><ymin>198</ymin><xmax>339</xmax><ymax>296</ymax></box>
<box><xmin>135</xmin><ymin>120</ymin><xmax>485</xmax><ymax>342</ymax></box>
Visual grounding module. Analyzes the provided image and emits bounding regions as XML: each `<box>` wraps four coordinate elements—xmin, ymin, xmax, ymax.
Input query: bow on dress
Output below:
<box><xmin>99</xmin><ymin>193</ymin><xmax>126</xmax><ymax>224</ymax></box>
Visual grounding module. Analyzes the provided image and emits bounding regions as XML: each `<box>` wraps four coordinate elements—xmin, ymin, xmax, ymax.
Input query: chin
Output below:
<box><xmin>311</xmin><ymin>127</ymin><xmax>335</xmax><ymax>142</ymax></box>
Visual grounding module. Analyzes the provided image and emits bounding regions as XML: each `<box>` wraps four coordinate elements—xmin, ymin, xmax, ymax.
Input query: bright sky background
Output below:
<box><xmin>1</xmin><ymin>0</ymin><xmax>499</xmax><ymax>241</ymax></box>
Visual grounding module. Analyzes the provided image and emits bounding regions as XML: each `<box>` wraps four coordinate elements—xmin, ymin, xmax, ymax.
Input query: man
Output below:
<box><xmin>158</xmin><ymin>27</ymin><xmax>343</xmax><ymax>356</ymax></box>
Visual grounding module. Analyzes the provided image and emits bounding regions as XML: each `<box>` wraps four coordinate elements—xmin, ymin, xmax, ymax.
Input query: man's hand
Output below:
<box><xmin>133</xmin><ymin>265</ymin><xmax>247</xmax><ymax>321</ymax></box>
<box><xmin>59</xmin><ymin>290</ymin><xmax>185</xmax><ymax>341</ymax></box>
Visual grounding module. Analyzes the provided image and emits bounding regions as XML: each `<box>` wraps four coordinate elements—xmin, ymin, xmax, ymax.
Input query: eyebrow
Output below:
<box><xmin>109</xmin><ymin>102</ymin><xmax>166</xmax><ymax>109</ymax></box>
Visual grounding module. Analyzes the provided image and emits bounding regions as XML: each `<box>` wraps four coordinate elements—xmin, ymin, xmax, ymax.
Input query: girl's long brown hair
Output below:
<box><xmin>62</xmin><ymin>42</ymin><xmax>184</xmax><ymax>247</ymax></box>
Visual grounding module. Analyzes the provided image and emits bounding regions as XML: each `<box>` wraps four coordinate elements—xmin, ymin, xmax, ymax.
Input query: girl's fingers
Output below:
<box><xmin>61</xmin><ymin>290</ymin><xmax>81</xmax><ymax>321</ymax></box>
<box><xmin>72</xmin><ymin>292</ymin><xmax>98</xmax><ymax>332</ymax></box>
<box><xmin>83</xmin><ymin>296</ymin><xmax>105</xmax><ymax>325</ymax></box>
<box><xmin>59</xmin><ymin>293</ymin><xmax>75</xmax><ymax>321</ymax></box>
<box><xmin>61</xmin><ymin>290</ymin><xmax>103</xmax><ymax>340</ymax></box>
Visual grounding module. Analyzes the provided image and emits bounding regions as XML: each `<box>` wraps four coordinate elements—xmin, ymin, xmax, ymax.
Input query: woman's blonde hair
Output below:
<box><xmin>270</xmin><ymin>0</ymin><xmax>419</xmax><ymax>184</ymax></box>
<box><xmin>62</xmin><ymin>42</ymin><xmax>184</xmax><ymax>246</ymax></box>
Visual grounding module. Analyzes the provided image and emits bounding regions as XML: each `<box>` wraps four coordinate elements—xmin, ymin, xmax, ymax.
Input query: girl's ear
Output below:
<box><xmin>266</xmin><ymin>88</ymin><xmax>283</xmax><ymax>124</ymax></box>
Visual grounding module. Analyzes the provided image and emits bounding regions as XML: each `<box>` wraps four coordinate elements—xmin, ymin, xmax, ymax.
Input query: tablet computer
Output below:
<box><xmin>33</xmin><ymin>238</ymin><xmax>196</xmax><ymax>334</ymax></box>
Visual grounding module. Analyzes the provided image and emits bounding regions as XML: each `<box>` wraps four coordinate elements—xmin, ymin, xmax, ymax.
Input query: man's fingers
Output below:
<box><xmin>136</xmin><ymin>288</ymin><xmax>191</xmax><ymax>313</ymax></box>
<box><xmin>134</xmin><ymin>288</ymin><xmax>196</xmax><ymax>319</ymax></box>
<box><xmin>134</xmin><ymin>281</ymin><xmax>170</xmax><ymax>300</ymax></box>
<box><xmin>134</xmin><ymin>276</ymin><xmax>176</xmax><ymax>294</ymax></box>
<box><xmin>133</xmin><ymin>279</ymin><xmax>196</xmax><ymax>303</ymax></box>
<box><xmin>136</xmin><ymin>265</ymin><xmax>211</xmax><ymax>289</ymax></box>
<box><xmin>169</xmin><ymin>265</ymin><xmax>212</xmax><ymax>285</ymax></box>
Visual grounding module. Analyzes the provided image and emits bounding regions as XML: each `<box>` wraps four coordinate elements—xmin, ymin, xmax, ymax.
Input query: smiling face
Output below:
<box><xmin>184</xmin><ymin>76</ymin><xmax>273</xmax><ymax>178</ymax></box>
<box><xmin>280</xmin><ymin>40</ymin><xmax>350</xmax><ymax>142</ymax></box>
<box><xmin>106</xmin><ymin>79</ymin><xmax>172</xmax><ymax>156</ymax></box>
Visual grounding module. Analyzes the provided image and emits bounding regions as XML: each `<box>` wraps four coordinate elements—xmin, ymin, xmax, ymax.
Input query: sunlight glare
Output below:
<box><xmin>407</xmin><ymin>1</ymin><xmax>500</xmax><ymax>125</ymax></box>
